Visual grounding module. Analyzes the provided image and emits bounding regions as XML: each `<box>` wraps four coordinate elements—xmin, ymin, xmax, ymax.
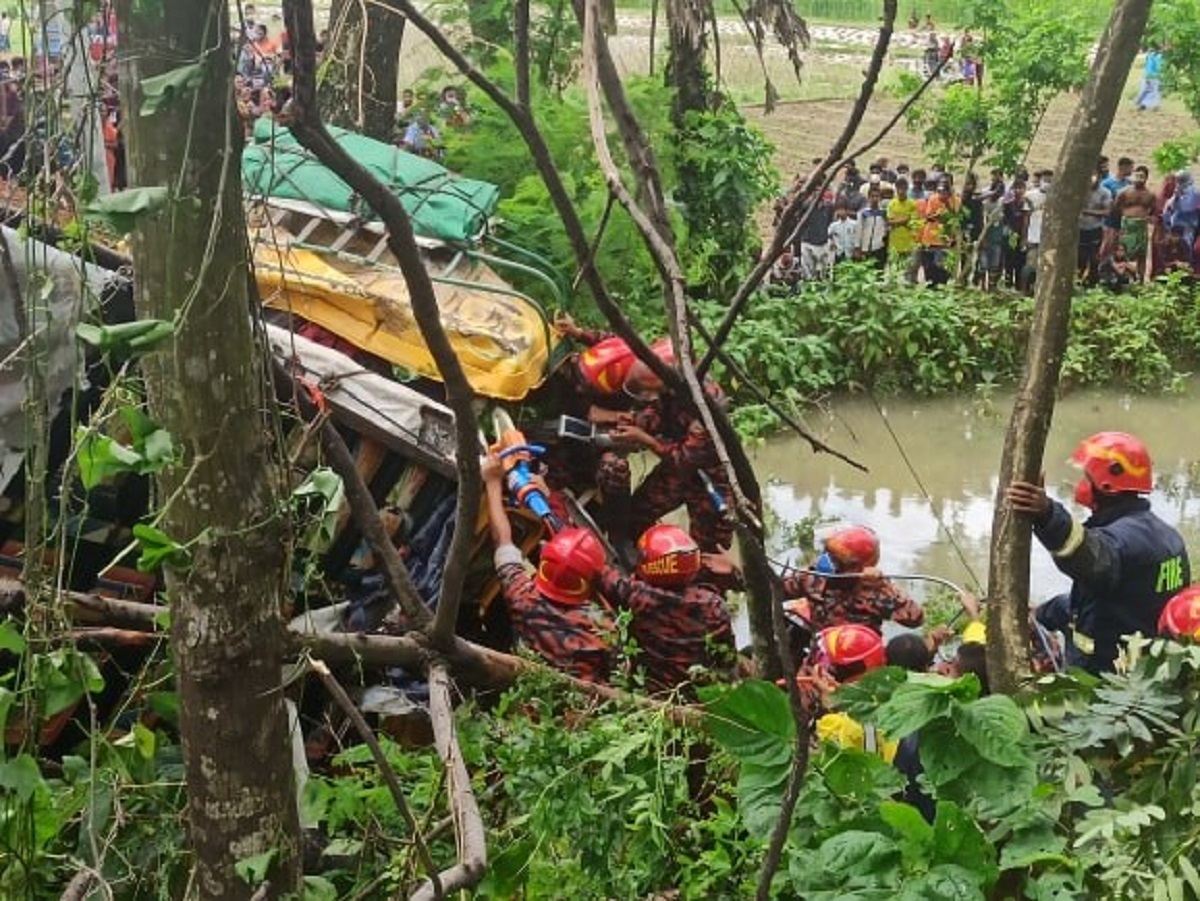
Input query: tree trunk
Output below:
<box><xmin>665</xmin><ymin>0</ymin><xmax>710</xmax><ymax>126</ymax></box>
<box><xmin>985</xmin><ymin>0</ymin><xmax>1152</xmax><ymax>694</ymax></box>
<box><xmin>320</xmin><ymin>0</ymin><xmax>404</xmax><ymax>140</ymax></box>
<box><xmin>116</xmin><ymin>2</ymin><xmax>301</xmax><ymax>897</ymax></box>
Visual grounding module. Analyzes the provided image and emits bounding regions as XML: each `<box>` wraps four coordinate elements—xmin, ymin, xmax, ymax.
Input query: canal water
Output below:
<box><xmin>747</xmin><ymin>381</ymin><xmax>1200</xmax><ymax>606</ymax></box>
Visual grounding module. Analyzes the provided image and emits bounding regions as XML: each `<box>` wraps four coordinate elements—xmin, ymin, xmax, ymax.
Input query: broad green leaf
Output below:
<box><xmin>139</xmin><ymin>63</ymin><xmax>205</xmax><ymax>116</ymax></box>
<box><xmin>132</xmin><ymin>722</ymin><xmax>156</xmax><ymax>760</ymax></box>
<box><xmin>700</xmin><ymin>679</ymin><xmax>795</xmax><ymax>768</ymax></box>
<box><xmin>75</xmin><ymin>428</ymin><xmax>143</xmax><ymax>489</ymax></box>
<box><xmin>895</xmin><ymin>863</ymin><xmax>986</xmax><ymax>901</ymax></box>
<box><xmin>879</xmin><ymin>799</ymin><xmax>934</xmax><ymax>850</ymax></box>
<box><xmin>816</xmin><ymin>829</ymin><xmax>901</xmax><ymax>879</ymax></box>
<box><xmin>83</xmin><ymin>187</ymin><xmax>171</xmax><ymax>233</ymax></box>
<box><xmin>952</xmin><ymin>695</ymin><xmax>1031</xmax><ymax>767</ymax></box>
<box><xmin>0</xmin><ymin>618</ymin><xmax>26</xmax><ymax>654</ymax></box>
<box><xmin>875</xmin><ymin>682</ymin><xmax>953</xmax><ymax>738</ymax></box>
<box><xmin>917</xmin><ymin>719</ymin><xmax>978</xmax><ymax>787</ymax></box>
<box><xmin>133</xmin><ymin>523</ymin><xmax>192</xmax><ymax>573</ymax></box>
<box><xmin>292</xmin><ymin>467</ymin><xmax>345</xmax><ymax>552</ymax></box>
<box><xmin>234</xmin><ymin>848</ymin><xmax>277</xmax><ymax>886</ymax></box>
<box><xmin>0</xmin><ymin>686</ymin><xmax>14</xmax><ymax>742</ymax></box>
<box><xmin>480</xmin><ymin>837</ymin><xmax>536</xmax><ymax>897</ymax></box>
<box><xmin>930</xmin><ymin>802</ymin><xmax>995</xmax><ymax>879</ymax></box>
<box><xmin>0</xmin><ymin>752</ymin><xmax>46</xmax><ymax>802</ymax></box>
<box><xmin>831</xmin><ymin>666</ymin><xmax>908</xmax><ymax>720</ymax></box>
<box><xmin>302</xmin><ymin>875</ymin><xmax>339</xmax><ymax>901</ymax></box>
<box><xmin>737</xmin><ymin>761</ymin><xmax>790</xmax><ymax>840</ymax></box>
<box><xmin>998</xmin><ymin>822</ymin><xmax>1068</xmax><ymax>870</ymax></box>
<box><xmin>823</xmin><ymin>748</ymin><xmax>905</xmax><ymax>801</ymax></box>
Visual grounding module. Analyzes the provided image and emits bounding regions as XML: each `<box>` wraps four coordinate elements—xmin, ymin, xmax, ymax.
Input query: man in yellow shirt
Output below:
<box><xmin>886</xmin><ymin>177</ymin><xmax>919</xmax><ymax>280</ymax></box>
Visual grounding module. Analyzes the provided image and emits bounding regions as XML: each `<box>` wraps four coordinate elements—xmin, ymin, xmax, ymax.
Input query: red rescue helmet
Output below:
<box><xmin>815</xmin><ymin>624</ymin><xmax>886</xmax><ymax>680</ymax></box>
<box><xmin>578</xmin><ymin>337</ymin><xmax>636</xmax><ymax>395</ymax></box>
<box><xmin>822</xmin><ymin>525</ymin><xmax>881</xmax><ymax>573</ymax></box>
<box><xmin>624</xmin><ymin>337</ymin><xmax>676</xmax><ymax>399</ymax></box>
<box><xmin>636</xmin><ymin>523</ymin><xmax>701</xmax><ymax>588</ymax></box>
<box><xmin>1158</xmin><ymin>585</ymin><xmax>1200</xmax><ymax>641</ymax></box>
<box><xmin>535</xmin><ymin>528</ymin><xmax>606</xmax><ymax>605</ymax></box>
<box><xmin>1070</xmin><ymin>431</ymin><xmax>1152</xmax><ymax>509</ymax></box>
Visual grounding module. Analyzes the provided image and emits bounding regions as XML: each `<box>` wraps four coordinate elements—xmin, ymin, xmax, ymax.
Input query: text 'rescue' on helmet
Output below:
<box><xmin>820</xmin><ymin>525</ymin><xmax>881</xmax><ymax>574</ymax></box>
<box><xmin>1158</xmin><ymin>585</ymin><xmax>1200</xmax><ymax>641</ymax></box>
<box><xmin>1070</xmin><ymin>431</ymin><xmax>1152</xmax><ymax>509</ymax></box>
<box><xmin>635</xmin><ymin>523</ymin><xmax>701</xmax><ymax>588</ymax></box>
<box><xmin>815</xmin><ymin>624</ymin><xmax>886</xmax><ymax>681</ymax></box>
<box><xmin>536</xmin><ymin>528</ymin><xmax>606</xmax><ymax>605</ymax></box>
<box><xmin>578</xmin><ymin>337</ymin><xmax>636</xmax><ymax>395</ymax></box>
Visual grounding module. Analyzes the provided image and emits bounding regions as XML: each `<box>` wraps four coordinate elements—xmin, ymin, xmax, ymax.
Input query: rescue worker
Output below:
<box><xmin>606</xmin><ymin>337</ymin><xmax>735</xmax><ymax>555</ymax></box>
<box><xmin>597</xmin><ymin>523</ymin><xmax>735</xmax><ymax>694</ymax></box>
<box><xmin>806</xmin><ymin>625</ymin><xmax>899</xmax><ymax>761</ymax></box>
<box><xmin>778</xmin><ymin>525</ymin><xmax>925</xmax><ymax>634</ymax></box>
<box><xmin>1158</xmin><ymin>585</ymin><xmax>1200</xmax><ymax>641</ymax></box>
<box><xmin>1007</xmin><ymin>431</ymin><xmax>1190</xmax><ymax>674</ymax></box>
<box><xmin>482</xmin><ymin>454</ymin><xmax>613</xmax><ymax>683</ymax></box>
<box><xmin>543</xmin><ymin>315</ymin><xmax>638</xmax><ymax>548</ymax></box>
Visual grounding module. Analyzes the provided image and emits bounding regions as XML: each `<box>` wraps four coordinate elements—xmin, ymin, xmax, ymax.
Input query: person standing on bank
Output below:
<box><xmin>1006</xmin><ymin>431</ymin><xmax>1190</xmax><ymax>674</ymax></box>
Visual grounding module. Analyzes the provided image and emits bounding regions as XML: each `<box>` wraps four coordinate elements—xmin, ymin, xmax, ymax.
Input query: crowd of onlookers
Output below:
<box><xmin>768</xmin><ymin>154</ymin><xmax>1200</xmax><ymax>294</ymax></box>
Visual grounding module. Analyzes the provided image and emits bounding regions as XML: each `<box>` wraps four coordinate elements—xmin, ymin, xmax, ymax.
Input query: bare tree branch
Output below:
<box><xmin>309</xmin><ymin>659</ymin><xmax>443</xmax><ymax>898</ymax></box>
<box><xmin>410</xmin><ymin>665</ymin><xmax>486</xmax><ymax>901</ymax></box>
<box><xmin>514</xmin><ymin>0</ymin><xmax>531</xmax><ymax>110</ymax></box>
<box><xmin>283</xmin><ymin>0</ymin><xmax>481</xmax><ymax>652</ymax></box>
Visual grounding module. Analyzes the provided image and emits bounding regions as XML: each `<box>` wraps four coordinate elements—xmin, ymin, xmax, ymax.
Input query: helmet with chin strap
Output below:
<box><xmin>623</xmin><ymin>337</ymin><xmax>675</xmax><ymax>399</ymax></box>
<box><xmin>535</xmin><ymin>528</ymin><xmax>605</xmax><ymax>605</ymax></box>
<box><xmin>1070</xmin><ymin>431</ymin><xmax>1152</xmax><ymax>509</ymax></box>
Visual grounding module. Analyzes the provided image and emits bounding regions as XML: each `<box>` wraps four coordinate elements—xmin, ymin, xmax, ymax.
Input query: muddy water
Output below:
<box><xmin>749</xmin><ymin>381</ymin><xmax>1200</xmax><ymax>607</ymax></box>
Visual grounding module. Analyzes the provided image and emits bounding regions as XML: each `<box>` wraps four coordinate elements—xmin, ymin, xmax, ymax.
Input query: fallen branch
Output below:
<box><xmin>410</xmin><ymin>664</ymin><xmax>486</xmax><ymax>901</ymax></box>
<box><xmin>58</xmin><ymin>869</ymin><xmax>98</xmax><ymax>901</ymax></box>
<box><xmin>309</xmin><ymin>658</ymin><xmax>443</xmax><ymax>899</ymax></box>
<box><xmin>0</xmin><ymin>579</ymin><xmax>165</xmax><ymax>629</ymax></box>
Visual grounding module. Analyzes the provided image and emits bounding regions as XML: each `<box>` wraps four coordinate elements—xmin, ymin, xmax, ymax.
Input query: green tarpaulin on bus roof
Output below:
<box><xmin>242</xmin><ymin>121</ymin><xmax>500</xmax><ymax>245</ymax></box>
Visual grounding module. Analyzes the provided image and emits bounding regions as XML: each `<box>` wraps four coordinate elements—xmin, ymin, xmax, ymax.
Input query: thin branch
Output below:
<box><xmin>391</xmin><ymin>0</ymin><xmax>653</xmax><ymax>366</ymax></box>
<box><xmin>514</xmin><ymin>0</ymin><xmax>531</xmax><ymax>110</ymax></box>
<box><xmin>687</xmin><ymin>314</ymin><xmax>867</xmax><ymax>471</ymax></box>
<box><xmin>570</xmin><ymin>190</ymin><xmax>616</xmax><ymax>292</ymax></box>
<box><xmin>699</xmin><ymin>0</ymin><xmax>899</xmax><ymax>378</ymax></box>
<box><xmin>582</xmin><ymin>0</ymin><xmax>754</xmax><ymax>519</ymax></box>
<box><xmin>309</xmin><ymin>658</ymin><xmax>443</xmax><ymax>898</ymax></box>
<box><xmin>284</xmin><ymin>0</ymin><xmax>481</xmax><ymax>651</ymax></box>
<box><xmin>410</xmin><ymin>665</ymin><xmax>486</xmax><ymax>901</ymax></box>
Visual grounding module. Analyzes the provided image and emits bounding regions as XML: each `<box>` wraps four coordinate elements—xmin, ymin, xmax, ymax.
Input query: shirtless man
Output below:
<box><xmin>1111</xmin><ymin>165</ymin><xmax>1157</xmax><ymax>280</ymax></box>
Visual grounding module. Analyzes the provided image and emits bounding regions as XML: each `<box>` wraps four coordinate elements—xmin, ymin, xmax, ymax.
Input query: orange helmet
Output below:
<box><xmin>578</xmin><ymin>337</ymin><xmax>636</xmax><ymax>395</ymax></box>
<box><xmin>624</xmin><ymin>337</ymin><xmax>676</xmax><ymax>399</ymax></box>
<box><xmin>822</xmin><ymin>525</ymin><xmax>881</xmax><ymax>573</ymax></box>
<box><xmin>1071</xmin><ymin>431</ymin><xmax>1152</xmax><ymax>509</ymax></box>
<box><xmin>815</xmin><ymin>624</ymin><xmax>886</xmax><ymax>679</ymax></box>
<box><xmin>535</xmin><ymin>528</ymin><xmax>605</xmax><ymax>605</ymax></box>
<box><xmin>635</xmin><ymin>523</ymin><xmax>701</xmax><ymax>588</ymax></box>
<box><xmin>1158</xmin><ymin>585</ymin><xmax>1200</xmax><ymax>640</ymax></box>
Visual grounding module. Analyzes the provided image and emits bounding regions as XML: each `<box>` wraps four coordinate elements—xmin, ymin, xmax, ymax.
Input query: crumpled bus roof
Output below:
<box><xmin>242</xmin><ymin>121</ymin><xmax>500</xmax><ymax>246</ymax></box>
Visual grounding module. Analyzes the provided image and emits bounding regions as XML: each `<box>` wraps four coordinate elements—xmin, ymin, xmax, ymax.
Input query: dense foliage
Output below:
<box><xmin>13</xmin><ymin>630</ymin><xmax>1200</xmax><ymax>898</ymax></box>
<box><xmin>697</xmin><ymin>266</ymin><xmax>1200</xmax><ymax>437</ymax></box>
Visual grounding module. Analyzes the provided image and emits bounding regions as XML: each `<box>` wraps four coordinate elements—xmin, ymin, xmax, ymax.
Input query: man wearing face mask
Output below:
<box><xmin>1007</xmin><ymin>432</ymin><xmax>1189</xmax><ymax>674</ymax></box>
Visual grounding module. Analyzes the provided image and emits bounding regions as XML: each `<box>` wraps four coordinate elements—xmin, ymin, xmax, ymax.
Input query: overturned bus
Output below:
<box><xmin>0</xmin><ymin>125</ymin><xmax>565</xmax><ymax>746</ymax></box>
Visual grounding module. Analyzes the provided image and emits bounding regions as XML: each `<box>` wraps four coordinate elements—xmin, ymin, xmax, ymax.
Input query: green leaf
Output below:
<box><xmin>823</xmin><ymin>748</ymin><xmax>905</xmax><ymax>801</ymax></box>
<box><xmin>700</xmin><ymin>679</ymin><xmax>795</xmax><ymax>768</ymax></box>
<box><xmin>133</xmin><ymin>523</ymin><xmax>192</xmax><ymax>573</ymax></box>
<box><xmin>0</xmin><ymin>753</ymin><xmax>46</xmax><ymax>802</ymax></box>
<box><xmin>75</xmin><ymin>428</ymin><xmax>143</xmax><ymax>489</ymax></box>
<box><xmin>816</xmin><ymin>829</ymin><xmax>901</xmax><ymax>879</ymax></box>
<box><xmin>234</xmin><ymin>848</ymin><xmax>277</xmax><ymax>887</ymax></box>
<box><xmin>896</xmin><ymin>863</ymin><xmax>986</xmax><ymax>900</ymax></box>
<box><xmin>737</xmin><ymin>761</ymin><xmax>790</xmax><ymax>839</ymax></box>
<box><xmin>292</xmin><ymin>467</ymin><xmax>345</xmax><ymax>552</ymax></box>
<box><xmin>139</xmin><ymin>63</ymin><xmax>205</xmax><ymax>116</ymax></box>
<box><xmin>83</xmin><ymin>187</ymin><xmax>171</xmax><ymax>234</ymax></box>
<box><xmin>831</xmin><ymin>666</ymin><xmax>909</xmax><ymax>720</ymax></box>
<box><xmin>952</xmin><ymin>695</ymin><xmax>1031</xmax><ymax>767</ymax></box>
<box><xmin>0</xmin><ymin>686</ymin><xmax>14</xmax><ymax>745</ymax></box>
<box><xmin>0</xmin><ymin>618</ymin><xmax>26</xmax><ymax>654</ymax></box>
<box><xmin>879</xmin><ymin>798</ymin><xmax>934</xmax><ymax>851</ymax></box>
<box><xmin>930</xmin><ymin>802</ymin><xmax>995</xmax><ymax>878</ymax></box>
<box><xmin>302</xmin><ymin>875</ymin><xmax>339</xmax><ymax>901</ymax></box>
<box><xmin>998</xmin><ymin>821</ymin><xmax>1068</xmax><ymax>870</ymax></box>
<box><xmin>132</xmin><ymin>722</ymin><xmax>156</xmax><ymax>760</ymax></box>
<box><xmin>875</xmin><ymin>682</ymin><xmax>953</xmax><ymax>738</ymax></box>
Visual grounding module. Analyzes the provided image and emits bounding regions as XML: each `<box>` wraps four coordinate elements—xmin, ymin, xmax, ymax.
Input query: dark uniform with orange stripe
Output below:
<box><xmin>779</xmin><ymin>569</ymin><xmax>925</xmax><ymax>633</ymax></box>
<box><xmin>600</xmin><ymin>565</ymin><xmax>735</xmax><ymax>693</ymax></box>
<box><xmin>495</xmin><ymin>544</ymin><xmax>614</xmax><ymax>683</ymax></box>
<box><xmin>626</xmin><ymin>382</ymin><xmax>733</xmax><ymax>554</ymax></box>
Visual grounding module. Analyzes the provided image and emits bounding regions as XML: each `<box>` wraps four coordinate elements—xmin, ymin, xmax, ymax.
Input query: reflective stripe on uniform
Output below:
<box><xmin>1074</xmin><ymin>630</ymin><xmax>1095</xmax><ymax>656</ymax></box>
<box><xmin>1053</xmin><ymin>519</ymin><xmax>1086</xmax><ymax>558</ymax></box>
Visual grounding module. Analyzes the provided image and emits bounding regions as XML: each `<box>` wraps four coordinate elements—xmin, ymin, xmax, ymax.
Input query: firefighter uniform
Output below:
<box><xmin>495</xmin><ymin>545</ymin><xmax>614</xmax><ymax>683</ymax></box>
<box><xmin>779</xmin><ymin>569</ymin><xmax>925</xmax><ymax>633</ymax></box>
<box><xmin>600</xmin><ymin>565</ymin><xmax>735</xmax><ymax>693</ymax></box>
<box><xmin>1031</xmin><ymin>494</ymin><xmax>1189</xmax><ymax>673</ymax></box>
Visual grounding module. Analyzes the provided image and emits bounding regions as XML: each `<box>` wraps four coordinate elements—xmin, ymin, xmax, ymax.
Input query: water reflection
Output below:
<box><xmin>752</xmin><ymin>382</ymin><xmax>1200</xmax><ymax>604</ymax></box>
